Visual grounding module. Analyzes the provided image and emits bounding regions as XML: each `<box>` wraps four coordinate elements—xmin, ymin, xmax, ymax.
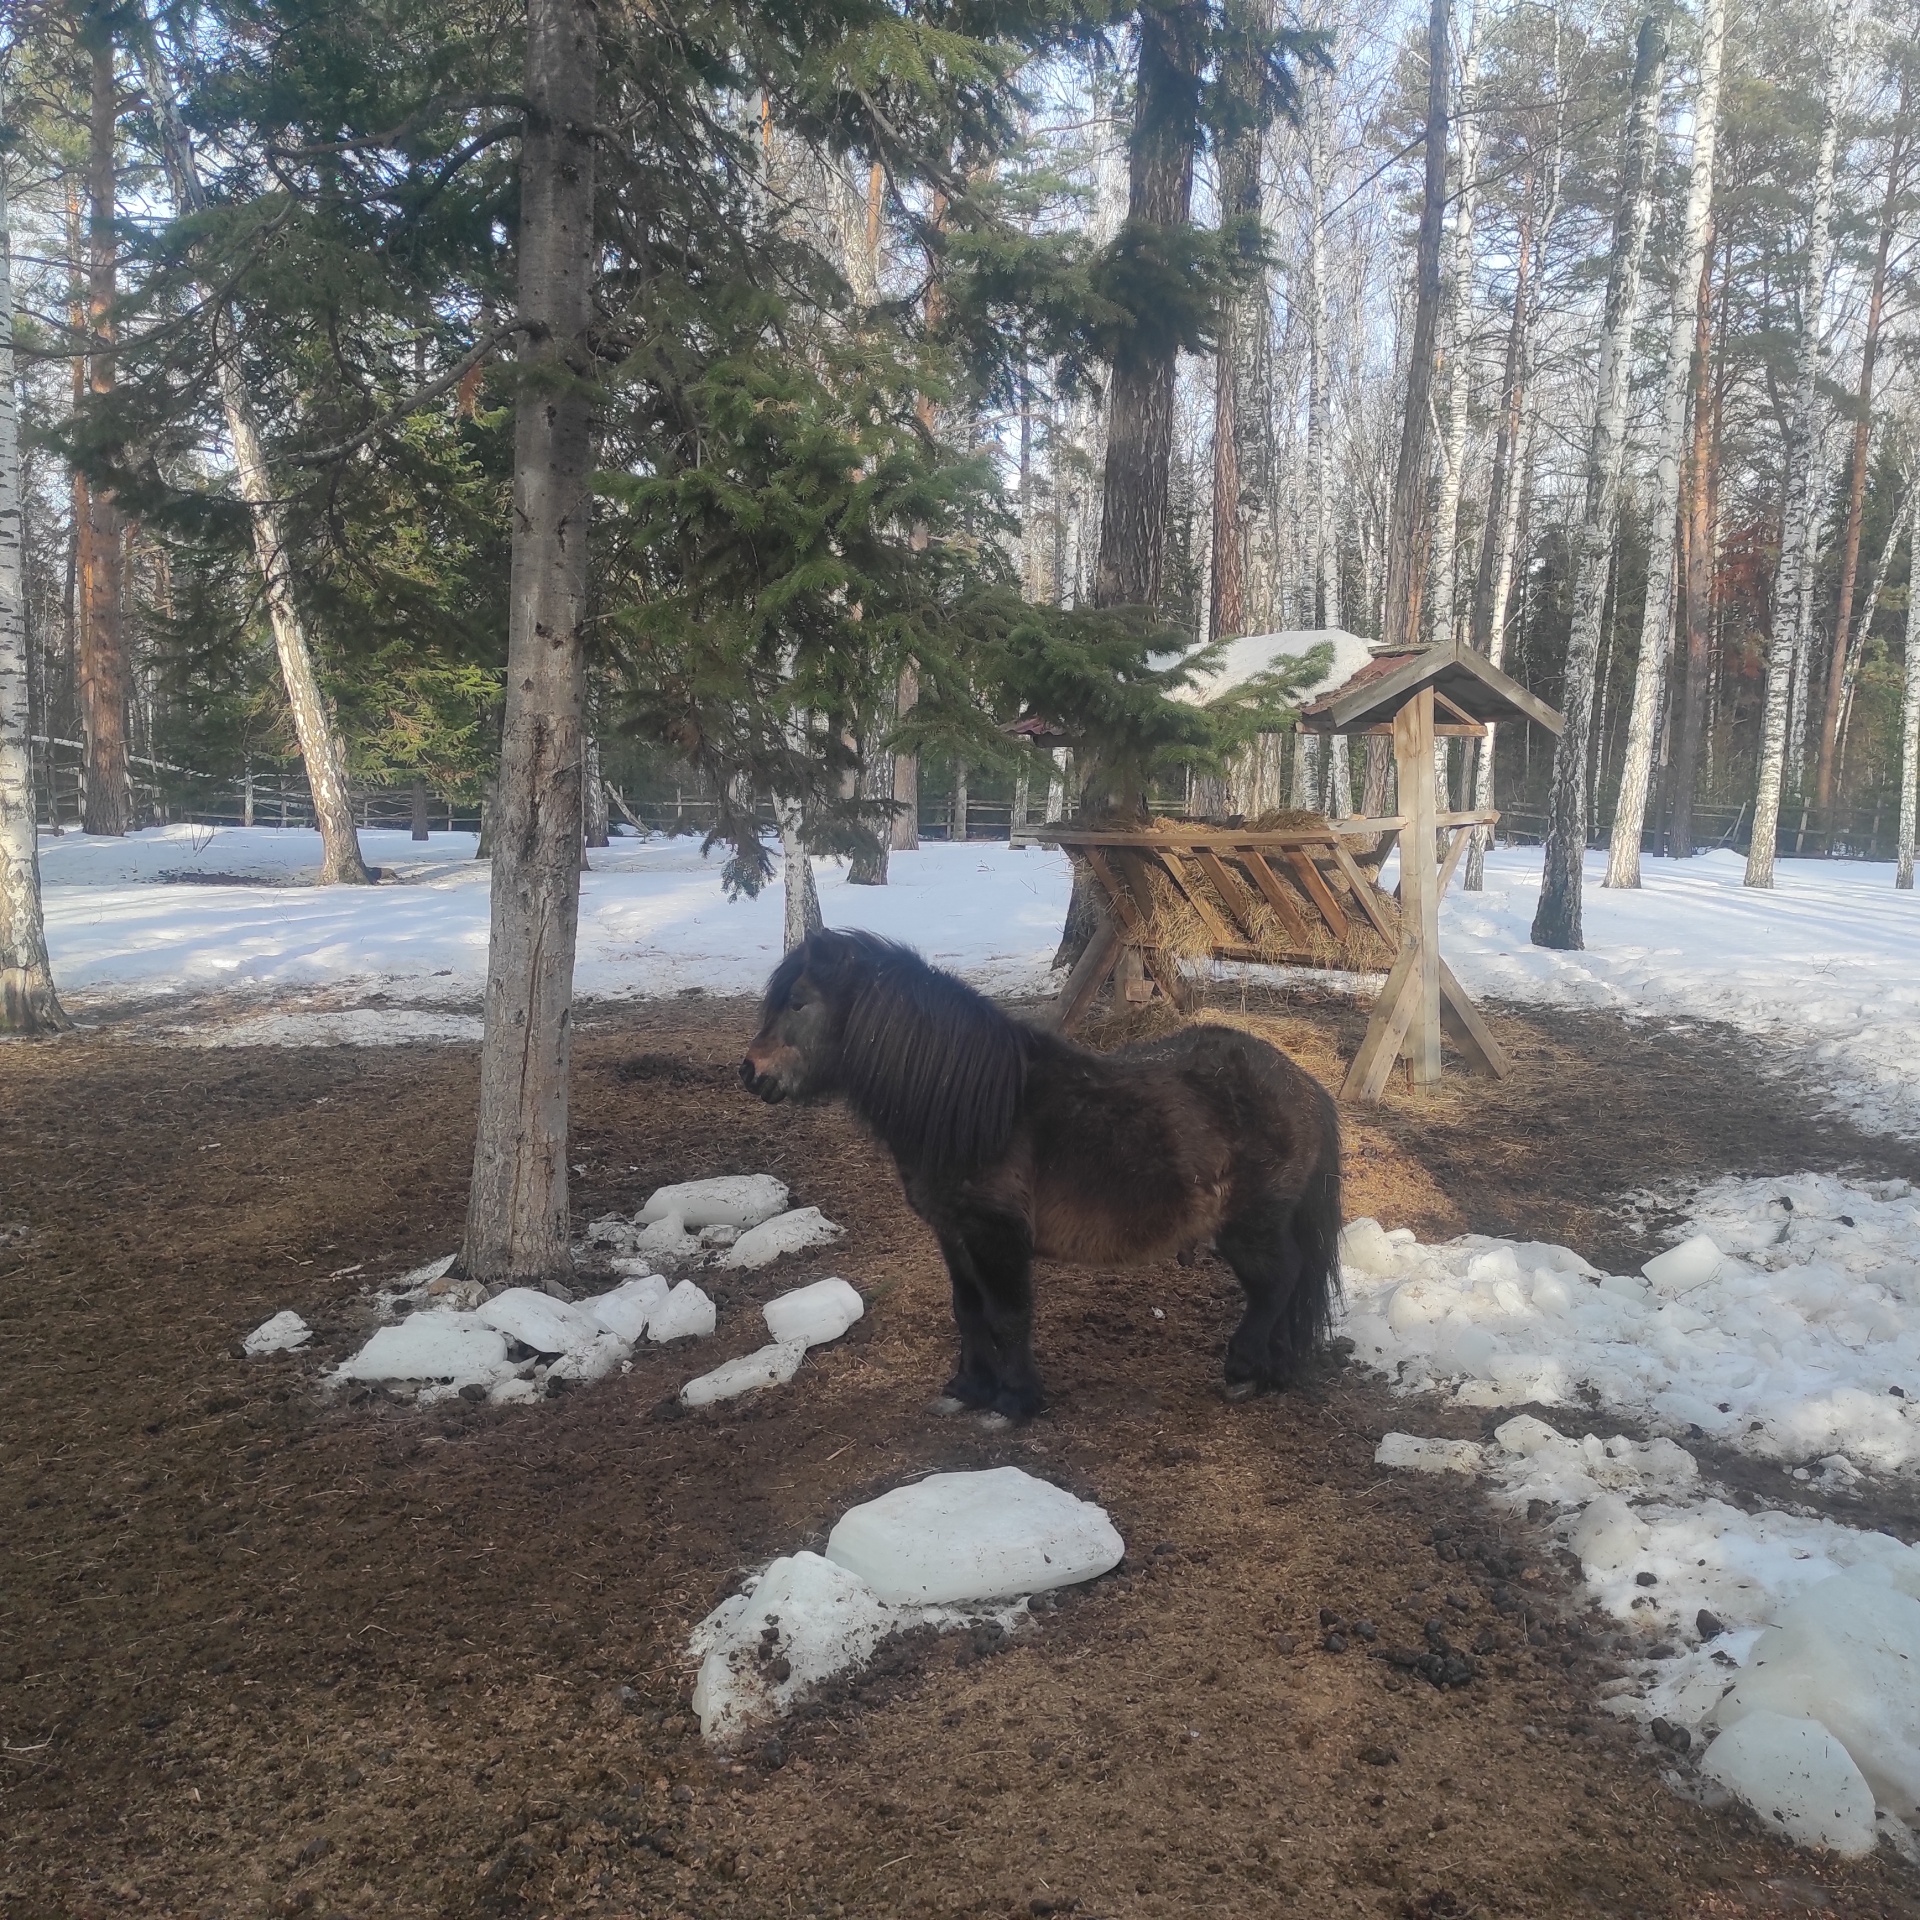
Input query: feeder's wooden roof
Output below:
<box><xmin>1297</xmin><ymin>641</ymin><xmax>1564</xmax><ymax>737</ymax></box>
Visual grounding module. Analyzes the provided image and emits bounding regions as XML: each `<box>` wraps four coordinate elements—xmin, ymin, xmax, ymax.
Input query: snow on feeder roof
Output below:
<box><xmin>1168</xmin><ymin>626</ymin><xmax>1375</xmax><ymax>709</ymax></box>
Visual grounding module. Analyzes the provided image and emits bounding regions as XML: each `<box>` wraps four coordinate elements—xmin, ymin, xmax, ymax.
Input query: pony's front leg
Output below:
<box><xmin>943</xmin><ymin>1206</ymin><xmax>1042</xmax><ymax>1420</ymax></box>
<box><xmin>938</xmin><ymin>1257</ymin><xmax>999</xmax><ymax>1409</ymax></box>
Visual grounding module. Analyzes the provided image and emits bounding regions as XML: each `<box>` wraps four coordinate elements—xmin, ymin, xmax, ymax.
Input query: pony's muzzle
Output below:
<box><xmin>739</xmin><ymin>1053</ymin><xmax>787</xmax><ymax>1102</ymax></box>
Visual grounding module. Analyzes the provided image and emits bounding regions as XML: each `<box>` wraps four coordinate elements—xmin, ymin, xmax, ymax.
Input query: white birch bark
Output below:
<box><xmin>1748</xmin><ymin>0</ymin><xmax>1860</xmax><ymax>887</ymax></box>
<box><xmin>141</xmin><ymin>42</ymin><xmax>370</xmax><ymax>886</ymax></box>
<box><xmin>1898</xmin><ymin>510</ymin><xmax>1920</xmax><ymax>889</ymax></box>
<box><xmin>776</xmin><ymin>793</ymin><xmax>823</xmax><ymax>946</ymax></box>
<box><xmin>1426</xmin><ymin>1</ymin><xmax>1483</xmax><ymax>646</ymax></box>
<box><xmin>1306</xmin><ymin>71</ymin><xmax>1340</xmax><ymax>631</ymax></box>
<box><xmin>0</xmin><ymin>89</ymin><xmax>70</xmax><ymax>1034</ymax></box>
<box><xmin>1606</xmin><ymin>0</ymin><xmax>1725</xmax><ymax>888</ymax></box>
<box><xmin>1045</xmin><ymin>748</ymin><xmax>1066</xmax><ymax>822</ymax></box>
<box><xmin>1836</xmin><ymin>483</ymin><xmax>1912</xmax><ymax>755</ymax></box>
<box><xmin>1531</xmin><ymin>13</ymin><xmax>1667</xmax><ymax>950</ymax></box>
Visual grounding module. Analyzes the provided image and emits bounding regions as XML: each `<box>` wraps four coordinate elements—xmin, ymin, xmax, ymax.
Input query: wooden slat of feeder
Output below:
<box><xmin>1325</xmin><ymin>840</ymin><xmax>1400</xmax><ymax>943</ymax></box>
<box><xmin>1279</xmin><ymin>848</ymin><xmax>1350</xmax><ymax>941</ymax></box>
<box><xmin>1111</xmin><ymin>850</ymin><xmax>1195</xmax><ymax>1007</ymax></box>
<box><xmin>1192</xmin><ymin>850</ymin><xmax>1262</xmax><ymax>942</ymax></box>
<box><xmin>1439</xmin><ymin>958</ymin><xmax>1511</xmax><ymax>1078</ymax></box>
<box><xmin>1236</xmin><ymin>850</ymin><xmax>1313</xmax><ymax>945</ymax></box>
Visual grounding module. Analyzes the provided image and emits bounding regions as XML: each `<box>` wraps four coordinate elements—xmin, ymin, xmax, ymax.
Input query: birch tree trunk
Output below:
<box><xmin>1899</xmin><ymin>510</ymin><xmax>1920</xmax><ymax>889</ymax></box>
<box><xmin>583</xmin><ymin>734</ymin><xmax>609</xmax><ymax>847</ymax></box>
<box><xmin>142</xmin><ymin>42</ymin><xmax>371</xmax><ymax>886</ymax></box>
<box><xmin>1307</xmin><ymin>71</ymin><xmax>1338</xmax><ymax>629</ymax></box>
<box><xmin>462</xmin><ymin>0</ymin><xmax>599</xmax><ymax>1289</ymax></box>
<box><xmin>1380</xmin><ymin>0</ymin><xmax>1451</xmax><ymax>652</ymax></box>
<box><xmin>0</xmin><ymin>90</ymin><xmax>70</xmax><ymax>1034</ymax></box>
<box><xmin>80</xmin><ymin>20</ymin><xmax>131</xmax><ymax>837</ymax></box>
<box><xmin>889</xmin><ymin>662</ymin><xmax>920</xmax><ymax>848</ymax></box>
<box><xmin>1605</xmin><ymin>0</ymin><xmax>1724</xmax><ymax>887</ymax></box>
<box><xmin>1426</xmin><ymin>1</ymin><xmax>1482</xmax><ymax>647</ymax></box>
<box><xmin>776</xmin><ymin>795</ymin><xmax>823</xmax><ymax>946</ymax></box>
<box><xmin>1530</xmin><ymin>13</ymin><xmax>1666</xmax><ymax>950</ymax></box>
<box><xmin>1667</xmin><ymin>234</ymin><xmax>1724</xmax><ymax>856</ymax></box>
<box><xmin>1748</xmin><ymin>0</ymin><xmax>1859</xmax><ymax>888</ymax></box>
<box><xmin>1814</xmin><ymin>84</ymin><xmax>1907</xmax><ymax>809</ymax></box>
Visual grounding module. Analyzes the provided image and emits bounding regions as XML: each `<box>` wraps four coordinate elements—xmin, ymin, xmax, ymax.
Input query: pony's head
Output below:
<box><xmin>741</xmin><ymin>930</ymin><xmax>1028</xmax><ymax>1172</ymax></box>
<box><xmin>740</xmin><ymin>929</ymin><xmax>889</xmax><ymax>1104</ymax></box>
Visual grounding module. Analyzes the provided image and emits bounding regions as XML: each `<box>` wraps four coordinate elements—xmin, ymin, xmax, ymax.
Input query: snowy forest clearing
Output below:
<box><xmin>30</xmin><ymin>826</ymin><xmax>1920</xmax><ymax>1143</ymax></box>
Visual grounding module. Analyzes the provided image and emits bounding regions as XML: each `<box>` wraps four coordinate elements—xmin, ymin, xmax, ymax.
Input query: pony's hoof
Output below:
<box><xmin>976</xmin><ymin>1410</ymin><xmax>1014</xmax><ymax>1432</ymax></box>
<box><xmin>928</xmin><ymin>1395</ymin><xmax>970</xmax><ymax>1417</ymax></box>
<box><xmin>1220</xmin><ymin>1376</ymin><xmax>1267</xmax><ymax>1403</ymax></box>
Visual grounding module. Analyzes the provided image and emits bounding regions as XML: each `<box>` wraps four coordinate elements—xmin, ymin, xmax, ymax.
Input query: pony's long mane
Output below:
<box><xmin>799</xmin><ymin>933</ymin><xmax>1029</xmax><ymax>1174</ymax></box>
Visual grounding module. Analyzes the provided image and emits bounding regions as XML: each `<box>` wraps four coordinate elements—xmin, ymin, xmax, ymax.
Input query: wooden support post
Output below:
<box><xmin>1394</xmin><ymin>687</ymin><xmax>1441</xmax><ymax>1085</ymax></box>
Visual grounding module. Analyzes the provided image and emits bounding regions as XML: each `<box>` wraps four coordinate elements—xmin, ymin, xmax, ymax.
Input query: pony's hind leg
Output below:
<box><xmin>938</xmin><ymin>1207</ymin><xmax>1043</xmax><ymax>1420</ymax></box>
<box><xmin>1216</xmin><ymin>1208</ymin><xmax>1304</xmax><ymax>1395</ymax></box>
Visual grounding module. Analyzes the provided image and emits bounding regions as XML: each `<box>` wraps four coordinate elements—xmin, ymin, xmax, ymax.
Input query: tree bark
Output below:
<box><xmin>582</xmin><ymin>734</ymin><xmax>609</xmax><ymax>846</ymax></box>
<box><xmin>411</xmin><ymin>775</ymin><xmax>430</xmax><ymax>841</ymax></box>
<box><xmin>1605</xmin><ymin>0</ymin><xmax>1724</xmax><ymax>887</ymax></box>
<box><xmin>1530</xmin><ymin>13</ymin><xmax>1666</xmax><ymax>950</ymax></box>
<box><xmin>1426</xmin><ymin>0</ymin><xmax>1483</xmax><ymax>647</ymax></box>
<box><xmin>1814</xmin><ymin>83</ymin><xmax>1907</xmax><ymax>810</ymax></box>
<box><xmin>80</xmin><ymin>23</ymin><xmax>131</xmax><ymax>837</ymax></box>
<box><xmin>1307</xmin><ymin>72</ymin><xmax>1339</xmax><ymax>630</ymax></box>
<box><xmin>143</xmin><ymin>41</ymin><xmax>371</xmax><ymax>887</ymax></box>
<box><xmin>1748</xmin><ymin>0</ymin><xmax>1859</xmax><ymax>888</ymax></box>
<box><xmin>0</xmin><ymin>89</ymin><xmax>71</xmax><ymax>1034</ymax></box>
<box><xmin>1668</xmin><ymin>232</ymin><xmax>1724</xmax><ymax>857</ymax></box>
<box><xmin>889</xmin><ymin>662</ymin><xmax>919</xmax><ymax>848</ymax></box>
<box><xmin>1900</xmin><ymin>509</ymin><xmax>1920</xmax><ymax>889</ymax></box>
<box><xmin>460</xmin><ymin>0</ymin><xmax>599</xmax><ymax>1289</ymax></box>
<box><xmin>776</xmin><ymin>795</ymin><xmax>823</xmax><ymax>947</ymax></box>
<box><xmin>1093</xmin><ymin>7</ymin><xmax>1197</xmax><ymax>612</ymax></box>
<box><xmin>1379</xmin><ymin>0</ymin><xmax>1451</xmax><ymax>652</ymax></box>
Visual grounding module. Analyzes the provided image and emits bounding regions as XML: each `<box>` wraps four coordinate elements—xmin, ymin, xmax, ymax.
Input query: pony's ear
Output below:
<box><xmin>800</xmin><ymin>928</ymin><xmax>860</xmax><ymax>983</ymax></box>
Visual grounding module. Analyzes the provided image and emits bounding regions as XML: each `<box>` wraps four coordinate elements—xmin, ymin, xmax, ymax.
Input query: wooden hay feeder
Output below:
<box><xmin>1296</xmin><ymin>641</ymin><xmax>1564</xmax><ymax>1101</ymax></box>
<box><xmin>1039</xmin><ymin>815</ymin><xmax>1409</xmax><ymax>1036</ymax></box>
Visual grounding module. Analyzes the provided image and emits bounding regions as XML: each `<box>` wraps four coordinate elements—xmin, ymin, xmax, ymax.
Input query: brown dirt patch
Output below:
<box><xmin>3</xmin><ymin>987</ymin><xmax>1918</xmax><ymax>1920</ymax></box>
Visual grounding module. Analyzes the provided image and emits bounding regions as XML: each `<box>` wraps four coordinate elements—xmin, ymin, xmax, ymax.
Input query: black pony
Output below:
<box><xmin>741</xmin><ymin>929</ymin><xmax>1341</xmax><ymax>1418</ymax></box>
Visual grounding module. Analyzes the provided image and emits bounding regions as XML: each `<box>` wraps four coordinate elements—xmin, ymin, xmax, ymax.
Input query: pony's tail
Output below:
<box><xmin>1278</xmin><ymin>1134</ymin><xmax>1343</xmax><ymax>1373</ymax></box>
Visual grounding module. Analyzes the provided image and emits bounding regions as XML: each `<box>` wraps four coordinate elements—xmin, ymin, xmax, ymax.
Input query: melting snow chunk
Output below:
<box><xmin>690</xmin><ymin>1552</ymin><xmax>898</xmax><ymax>1745</ymax></box>
<box><xmin>1699</xmin><ymin>1711</ymin><xmax>1878</xmax><ymax>1857</ymax></box>
<box><xmin>549</xmin><ymin>1331</ymin><xmax>631</xmax><ymax>1386</ymax></box>
<box><xmin>826</xmin><ymin>1466</ymin><xmax>1123</xmax><ymax>1605</ymax></box>
<box><xmin>680</xmin><ymin>1340</ymin><xmax>806</xmax><ymax>1407</ymax></box>
<box><xmin>584</xmin><ymin>1273</ymin><xmax>669</xmax><ymax>1343</ymax></box>
<box><xmin>334</xmin><ymin>1312</ymin><xmax>508</xmax><ymax>1388</ymax></box>
<box><xmin>636</xmin><ymin>1215</ymin><xmax>701</xmax><ymax>1263</ymax></box>
<box><xmin>642</xmin><ymin>1175</ymin><xmax>789</xmax><ymax>1231</ymax></box>
<box><xmin>722</xmin><ymin>1207</ymin><xmax>843</xmax><ymax>1269</ymax></box>
<box><xmin>243</xmin><ymin>1310</ymin><xmax>312</xmax><ymax>1356</ymax></box>
<box><xmin>1374</xmin><ymin>1433</ymin><xmax>1485</xmax><ymax>1475</ymax></box>
<box><xmin>763</xmin><ymin>1277</ymin><xmax>864</xmax><ymax>1348</ymax></box>
<box><xmin>647</xmin><ymin>1279</ymin><xmax>716</xmax><ymax>1342</ymax></box>
<box><xmin>1643</xmin><ymin>1232</ymin><xmax>1726</xmax><ymax>1295</ymax></box>
<box><xmin>476</xmin><ymin>1287</ymin><xmax>601</xmax><ymax>1355</ymax></box>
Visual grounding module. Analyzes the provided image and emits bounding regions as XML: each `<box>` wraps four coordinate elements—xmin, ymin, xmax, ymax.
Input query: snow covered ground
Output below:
<box><xmin>35</xmin><ymin>826</ymin><xmax>1072</xmax><ymax>1036</ymax></box>
<box><xmin>1355</xmin><ymin>1177</ymin><xmax>1920</xmax><ymax>1856</ymax></box>
<box><xmin>35</xmin><ymin>828</ymin><xmax>1920</xmax><ymax>1141</ymax></box>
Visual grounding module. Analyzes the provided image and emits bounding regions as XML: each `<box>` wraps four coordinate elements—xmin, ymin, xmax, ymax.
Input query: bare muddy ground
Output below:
<box><xmin>3</xmin><ymin>986</ymin><xmax>1918</xmax><ymax>1920</ymax></box>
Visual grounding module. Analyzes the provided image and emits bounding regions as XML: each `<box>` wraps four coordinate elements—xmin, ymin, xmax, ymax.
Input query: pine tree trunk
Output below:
<box><xmin>80</xmin><ymin>26</ymin><xmax>130</xmax><ymax>837</ymax></box>
<box><xmin>1531</xmin><ymin>13</ymin><xmax>1666</xmax><ymax>950</ymax></box>
<box><xmin>1093</xmin><ymin>8</ymin><xmax>1196</xmax><ymax>612</ymax></box>
<box><xmin>461</xmin><ymin>0</ymin><xmax>599</xmax><ymax>1289</ymax></box>
<box><xmin>144</xmin><ymin>50</ymin><xmax>371</xmax><ymax>887</ymax></box>
<box><xmin>951</xmin><ymin>762</ymin><xmax>969</xmax><ymax>842</ymax></box>
<box><xmin>1748</xmin><ymin>0</ymin><xmax>1859</xmax><ymax>888</ymax></box>
<box><xmin>1605</xmin><ymin>0</ymin><xmax>1723</xmax><ymax>888</ymax></box>
<box><xmin>0</xmin><ymin>98</ymin><xmax>70</xmax><ymax>1034</ymax></box>
<box><xmin>1814</xmin><ymin>88</ymin><xmax>1907</xmax><ymax>810</ymax></box>
<box><xmin>1426</xmin><ymin>2</ymin><xmax>1482</xmax><ymax>647</ymax></box>
<box><xmin>411</xmin><ymin>776</ymin><xmax>430</xmax><ymax>841</ymax></box>
<box><xmin>582</xmin><ymin>734</ymin><xmax>609</xmax><ymax>847</ymax></box>
<box><xmin>1900</xmin><ymin>511</ymin><xmax>1920</xmax><ymax>889</ymax></box>
<box><xmin>1379</xmin><ymin>0</ymin><xmax>1451</xmax><ymax>652</ymax></box>
<box><xmin>889</xmin><ymin>662</ymin><xmax>919</xmax><ymax>848</ymax></box>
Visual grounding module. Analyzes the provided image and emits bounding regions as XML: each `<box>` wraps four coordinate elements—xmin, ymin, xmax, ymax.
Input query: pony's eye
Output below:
<box><xmin>788</xmin><ymin>991</ymin><xmax>808</xmax><ymax>1011</ymax></box>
